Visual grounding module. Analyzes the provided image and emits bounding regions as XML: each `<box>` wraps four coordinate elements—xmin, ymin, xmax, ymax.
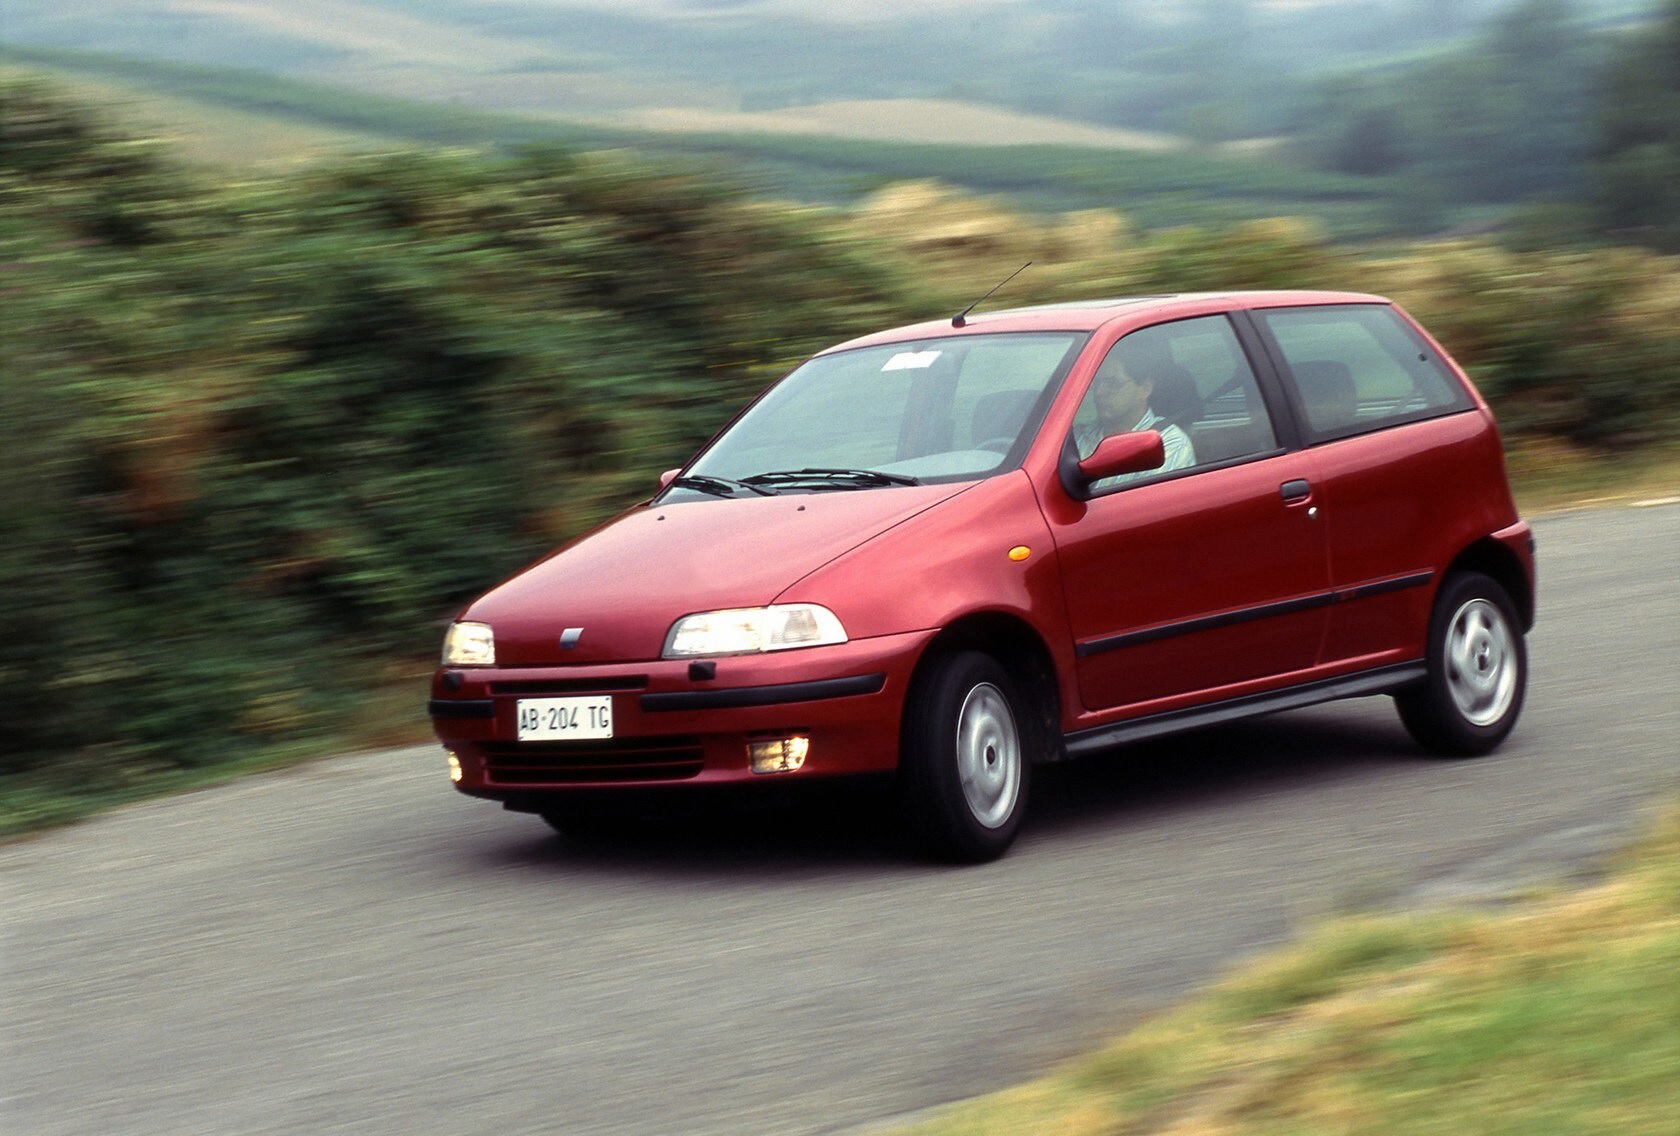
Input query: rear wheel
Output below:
<box><xmin>900</xmin><ymin>651</ymin><xmax>1033</xmax><ymax>863</ymax></box>
<box><xmin>1396</xmin><ymin>571</ymin><xmax>1527</xmax><ymax>756</ymax></box>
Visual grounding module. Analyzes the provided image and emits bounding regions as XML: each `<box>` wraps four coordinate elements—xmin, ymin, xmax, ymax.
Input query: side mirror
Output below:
<box><xmin>1067</xmin><ymin>431</ymin><xmax>1165</xmax><ymax>497</ymax></box>
<box><xmin>658</xmin><ymin>468</ymin><xmax>681</xmax><ymax>491</ymax></box>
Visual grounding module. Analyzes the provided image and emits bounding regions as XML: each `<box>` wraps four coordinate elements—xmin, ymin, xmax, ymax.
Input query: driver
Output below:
<box><xmin>1074</xmin><ymin>341</ymin><xmax>1195</xmax><ymax>485</ymax></box>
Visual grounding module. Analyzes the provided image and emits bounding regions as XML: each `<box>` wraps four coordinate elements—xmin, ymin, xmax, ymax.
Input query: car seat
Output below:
<box><xmin>970</xmin><ymin>389</ymin><xmax>1038</xmax><ymax>449</ymax></box>
<box><xmin>1293</xmin><ymin>360</ymin><xmax>1358</xmax><ymax>432</ymax></box>
<box><xmin>1148</xmin><ymin>364</ymin><xmax>1203</xmax><ymax>433</ymax></box>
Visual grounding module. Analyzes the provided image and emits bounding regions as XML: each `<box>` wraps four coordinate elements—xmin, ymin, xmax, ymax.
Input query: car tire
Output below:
<box><xmin>1396</xmin><ymin>571</ymin><xmax>1527</xmax><ymax>756</ymax></box>
<box><xmin>900</xmin><ymin>650</ymin><xmax>1032</xmax><ymax>863</ymax></box>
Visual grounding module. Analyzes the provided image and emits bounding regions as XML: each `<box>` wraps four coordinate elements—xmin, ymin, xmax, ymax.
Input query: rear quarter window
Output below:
<box><xmin>1255</xmin><ymin>304</ymin><xmax>1473</xmax><ymax>439</ymax></box>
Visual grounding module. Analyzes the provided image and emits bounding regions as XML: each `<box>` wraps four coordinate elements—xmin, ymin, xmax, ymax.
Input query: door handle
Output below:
<box><xmin>1280</xmin><ymin>479</ymin><xmax>1313</xmax><ymax>504</ymax></box>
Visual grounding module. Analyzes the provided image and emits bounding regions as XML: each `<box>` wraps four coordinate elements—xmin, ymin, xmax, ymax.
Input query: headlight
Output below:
<box><xmin>442</xmin><ymin>621</ymin><xmax>495</xmax><ymax>666</ymax></box>
<box><xmin>662</xmin><ymin>604</ymin><xmax>847</xmax><ymax>658</ymax></box>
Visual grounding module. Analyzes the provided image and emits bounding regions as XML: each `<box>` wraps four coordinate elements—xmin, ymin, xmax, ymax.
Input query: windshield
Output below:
<box><xmin>670</xmin><ymin>331</ymin><xmax>1087</xmax><ymax>499</ymax></box>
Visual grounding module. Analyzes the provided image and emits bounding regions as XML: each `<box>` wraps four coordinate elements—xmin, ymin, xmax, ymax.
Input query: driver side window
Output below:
<box><xmin>1072</xmin><ymin>316</ymin><xmax>1277</xmax><ymax>475</ymax></box>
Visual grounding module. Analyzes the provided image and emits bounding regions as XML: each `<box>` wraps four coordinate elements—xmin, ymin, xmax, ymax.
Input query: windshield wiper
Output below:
<box><xmin>669</xmin><ymin>474</ymin><xmax>778</xmax><ymax>498</ymax></box>
<box><xmin>742</xmin><ymin>467</ymin><xmax>921</xmax><ymax>489</ymax></box>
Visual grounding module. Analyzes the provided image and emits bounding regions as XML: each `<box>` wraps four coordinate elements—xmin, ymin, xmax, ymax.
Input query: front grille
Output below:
<box><xmin>489</xmin><ymin>676</ymin><xmax>649</xmax><ymax>696</ymax></box>
<box><xmin>482</xmin><ymin>736</ymin><xmax>704</xmax><ymax>784</ymax></box>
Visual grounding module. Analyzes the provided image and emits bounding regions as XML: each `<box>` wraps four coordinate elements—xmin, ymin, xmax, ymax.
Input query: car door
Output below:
<box><xmin>1049</xmin><ymin>315</ymin><xmax>1333</xmax><ymax>714</ymax></box>
<box><xmin>1246</xmin><ymin>304</ymin><xmax>1481</xmax><ymax>667</ymax></box>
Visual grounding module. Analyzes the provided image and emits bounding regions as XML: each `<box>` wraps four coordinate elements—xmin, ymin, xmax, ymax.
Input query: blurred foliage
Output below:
<box><xmin>1294</xmin><ymin>0</ymin><xmax>1601</xmax><ymax>216</ymax></box>
<box><xmin>1294</xmin><ymin>0</ymin><xmax>1680</xmax><ymax>250</ymax></box>
<box><xmin>2</xmin><ymin>78</ymin><xmax>1679</xmax><ymax>796</ymax></box>
<box><xmin>1594</xmin><ymin>0</ymin><xmax>1680</xmax><ymax>248</ymax></box>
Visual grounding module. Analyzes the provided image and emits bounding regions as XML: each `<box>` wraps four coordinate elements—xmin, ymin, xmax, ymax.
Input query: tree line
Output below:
<box><xmin>1296</xmin><ymin>0</ymin><xmax>1680</xmax><ymax>247</ymax></box>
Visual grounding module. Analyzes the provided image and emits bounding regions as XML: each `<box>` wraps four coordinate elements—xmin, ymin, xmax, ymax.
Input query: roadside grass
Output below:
<box><xmin>0</xmin><ymin>661</ymin><xmax>434</xmax><ymax>839</ymax></box>
<box><xmin>1508</xmin><ymin>438</ymin><xmax>1680</xmax><ymax>517</ymax></box>
<box><xmin>887</xmin><ymin>804</ymin><xmax>1680</xmax><ymax>1136</ymax></box>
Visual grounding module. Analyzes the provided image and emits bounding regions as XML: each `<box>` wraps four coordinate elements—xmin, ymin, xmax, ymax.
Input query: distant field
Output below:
<box><xmin>617</xmin><ymin>98</ymin><xmax>1190</xmax><ymax>151</ymax></box>
<box><xmin>0</xmin><ymin>45</ymin><xmax>610</xmax><ymax>150</ymax></box>
<box><xmin>3</xmin><ymin>44</ymin><xmax>1402</xmax><ymax>236</ymax></box>
<box><xmin>0</xmin><ymin>66</ymin><xmax>399</xmax><ymax>168</ymax></box>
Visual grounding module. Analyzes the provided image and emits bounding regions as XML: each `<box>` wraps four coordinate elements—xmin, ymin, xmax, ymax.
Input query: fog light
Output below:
<box><xmin>748</xmin><ymin>736</ymin><xmax>809</xmax><ymax>774</ymax></box>
<box><xmin>446</xmin><ymin>750</ymin><xmax>463</xmax><ymax>783</ymax></box>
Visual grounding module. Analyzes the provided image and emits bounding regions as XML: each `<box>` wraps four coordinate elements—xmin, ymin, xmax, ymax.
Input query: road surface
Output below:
<box><xmin>3</xmin><ymin>502</ymin><xmax>1677</xmax><ymax>1136</ymax></box>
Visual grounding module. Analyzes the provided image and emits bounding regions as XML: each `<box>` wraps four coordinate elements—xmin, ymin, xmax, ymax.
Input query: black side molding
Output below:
<box><xmin>1076</xmin><ymin>572</ymin><xmax>1434</xmax><ymax>658</ymax></box>
<box><xmin>1077</xmin><ymin>592</ymin><xmax>1337</xmax><ymax>657</ymax></box>
<box><xmin>641</xmin><ymin>673</ymin><xmax>886</xmax><ymax>713</ymax></box>
<box><xmin>1061</xmin><ymin>662</ymin><xmax>1426</xmax><ymax>758</ymax></box>
<box><xmin>1339</xmin><ymin>570</ymin><xmax>1434</xmax><ymax>602</ymax></box>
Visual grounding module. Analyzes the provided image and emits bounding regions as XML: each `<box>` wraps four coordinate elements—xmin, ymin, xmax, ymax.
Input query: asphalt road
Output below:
<box><xmin>4</xmin><ymin>502</ymin><xmax>1678</xmax><ymax>1136</ymax></box>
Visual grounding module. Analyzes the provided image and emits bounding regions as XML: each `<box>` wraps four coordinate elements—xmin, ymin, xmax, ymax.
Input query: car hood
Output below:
<box><xmin>462</xmin><ymin>483</ymin><xmax>973</xmax><ymax>665</ymax></box>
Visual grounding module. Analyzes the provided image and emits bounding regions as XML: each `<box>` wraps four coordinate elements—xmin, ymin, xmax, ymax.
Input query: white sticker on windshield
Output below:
<box><xmin>882</xmin><ymin>350</ymin><xmax>942</xmax><ymax>372</ymax></box>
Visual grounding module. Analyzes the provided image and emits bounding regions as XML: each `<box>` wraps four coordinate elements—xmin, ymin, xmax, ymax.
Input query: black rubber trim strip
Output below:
<box><xmin>1076</xmin><ymin>592</ymin><xmax>1338</xmax><ymax>658</ymax></box>
<box><xmin>1075</xmin><ymin>570</ymin><xmax>1435</xmax><ymax>659</ymax></box>
<box><xmin>1337</xmin><ymin>570</ymin><xmax>1434</xmax><ymax>603</ymax></box>
<box><xmin>1061</xmin><ymin>662</ymin><xmax>1426</xmax><ymax>758</ymax></box>
<box><xmin>640</xmin><ymin>673</ymin><xmax>887</xmax><ymax>713</ymax></box>
<box><xmin>428</xmin><ymin>698</ymin><xmax>495</xmax><ymax>719</ymax></box>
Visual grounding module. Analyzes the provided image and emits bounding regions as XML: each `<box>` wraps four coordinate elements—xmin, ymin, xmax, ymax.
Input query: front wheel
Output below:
<box><xmin>899</xmin><ymin>651</ymin><xmax>1033</xmax><ymax>863</ymax></box>
<box><xmin>1396</xmin><ymin>571</ymin><xmax>1527</xmax><ymax>756</ymax></box>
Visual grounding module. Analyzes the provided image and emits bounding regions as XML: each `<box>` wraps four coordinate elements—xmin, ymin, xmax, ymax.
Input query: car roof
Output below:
<box><xmin>821</xmin><ymin>290</ymin><xmax>1390</xmax><ymax>352</ymax></box>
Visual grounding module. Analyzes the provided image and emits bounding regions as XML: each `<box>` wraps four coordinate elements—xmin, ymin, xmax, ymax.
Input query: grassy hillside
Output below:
<box><xmin>0</xmin><ymin>65</ymin><xmax>400</xmax><ymax>168</ymax></box>
<box><xmin>9</xmin><ymin>0</ymin><xmax>1638</xmax><ymax>141</ymax></box>
<box><xmin>0</xmin><ymin>46</ymin><xmax>1403</xmax><ymax>235</ymax></box>
<box><xmin>0</xmin><ymin>45</ymin><xmax>611</xmax><ymax>151</ymax></box>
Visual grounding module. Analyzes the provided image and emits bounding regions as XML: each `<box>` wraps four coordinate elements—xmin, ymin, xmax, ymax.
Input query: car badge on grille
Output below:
<box><xmin>559</xmin><ymin>627</ymin><xmax>584</xmax><ymax>650</ymax></box>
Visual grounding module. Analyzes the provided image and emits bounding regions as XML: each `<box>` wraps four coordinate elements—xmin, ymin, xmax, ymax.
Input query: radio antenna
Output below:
<box><xmin>952</xmin><ymin>261</ymin><xmax>1032</xmax><ymax>328</ymax></box>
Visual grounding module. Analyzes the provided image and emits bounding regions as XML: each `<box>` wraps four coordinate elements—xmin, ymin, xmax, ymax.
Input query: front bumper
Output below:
<box><xmin>429</xmin><ymin>629</ymin><xmax>933</xmax><ymax>800</ymax></box>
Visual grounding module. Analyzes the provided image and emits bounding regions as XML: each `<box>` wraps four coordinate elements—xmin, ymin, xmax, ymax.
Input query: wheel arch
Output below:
<box><xmin>1445</xmin><ymin>537</ymin><xmax>1534</xmax><ymax>630</ymax></box>
<box><xmin>909</xmin><ymin>612</ymin><xmax>1065</xmax><ymax>763</ymax></box>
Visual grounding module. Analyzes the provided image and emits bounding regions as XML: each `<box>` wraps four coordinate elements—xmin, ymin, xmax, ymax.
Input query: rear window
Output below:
<box><xmin>1254</xmin><ymin>305</ymin><xmax>1472</xmax><ymax>439</ymax></box>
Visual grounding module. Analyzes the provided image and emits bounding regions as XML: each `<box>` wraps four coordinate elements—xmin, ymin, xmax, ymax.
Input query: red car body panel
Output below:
<box><xmin>467</xmin><ymin>482</ymin><xmax>973</xmax><ymax>666</ymax></box>
<box><xmin>1047</xmin><ymin>448</ymin><xmax>1332</xmax><ymax>712</ymax></box>
<box><xmin>776</xmin><ymin>472</ymin><xmax>1061</xmax><ymax>641</ymax></box>
<box><xmin>435</xmin><ymin>630</ymin><xmax>928</xmax><ymax>786</ymax></box>
<box><xmin>431</xmin><ymin>291</ymin><xmax>1533</xmax><ymax>812</ymax></box>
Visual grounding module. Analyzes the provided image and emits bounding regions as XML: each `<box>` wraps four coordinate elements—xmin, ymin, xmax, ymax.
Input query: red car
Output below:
<box><xmin>430</xmin><ymin>291</ymin><xmax>1533</xmax><ymax>861</ymax></box>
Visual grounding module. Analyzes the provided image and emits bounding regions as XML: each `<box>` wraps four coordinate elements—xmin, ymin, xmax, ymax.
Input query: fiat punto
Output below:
<box><xmin>429</xmin><ymin>291</ymin><xmax>1534</xmax><ymax>861</ymax></box>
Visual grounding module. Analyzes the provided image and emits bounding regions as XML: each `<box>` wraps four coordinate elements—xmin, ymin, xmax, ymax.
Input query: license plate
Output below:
<box><xmin>516</xmin><ymin>696</ymin><xmax>614</xmax><ymax>741</ymax></box>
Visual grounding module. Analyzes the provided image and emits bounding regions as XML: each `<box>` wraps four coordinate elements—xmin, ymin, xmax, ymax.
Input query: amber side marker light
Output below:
<box><xmin>1009</xmin><ymin>546</ymin><xmax>1032</xmax><ymax>562</ymax></box>
<box><xmin>749</xmin><ymin>736</ymin><xmax>809</xmax><ymax>774</ymax></box>
<box><xmin>446</xmin><ymin>750</ymin><xmax>463</xmax><ymax>783</ymax></box>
